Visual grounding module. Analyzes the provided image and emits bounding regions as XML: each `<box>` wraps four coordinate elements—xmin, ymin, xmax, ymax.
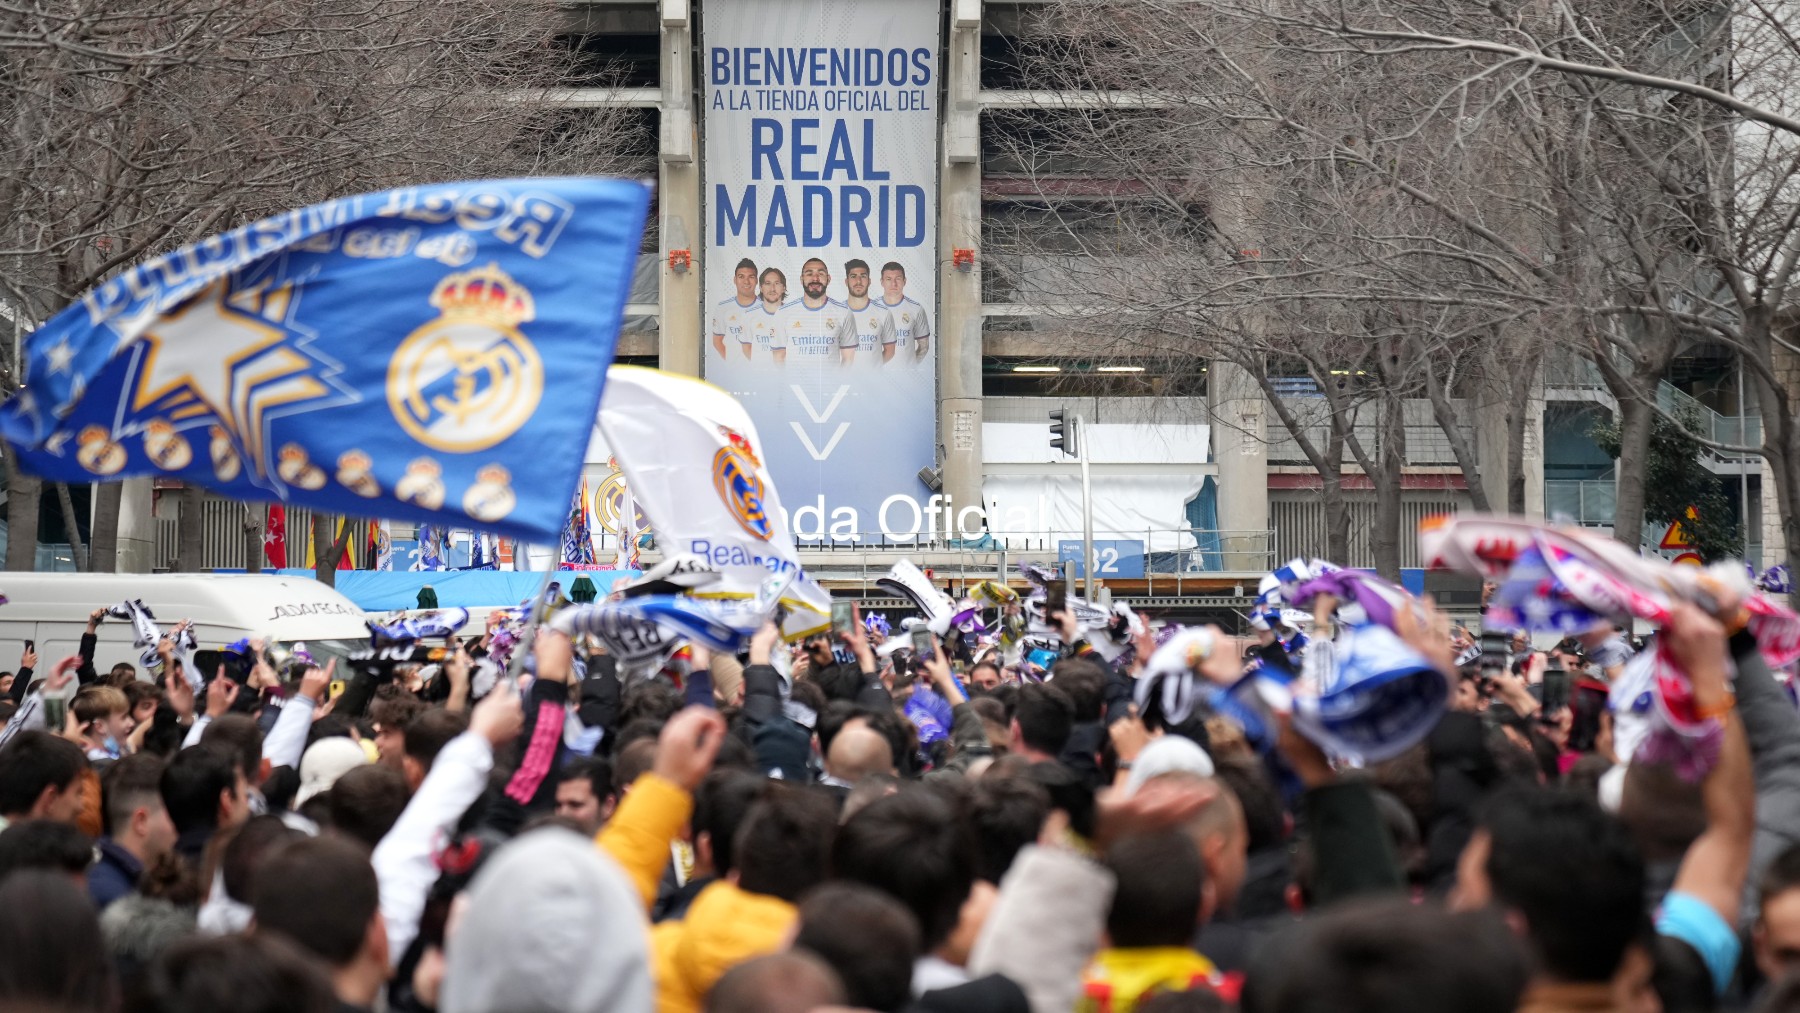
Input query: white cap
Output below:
<box><xmin>1124</xmin><ymin>735</ymin><xmax>1216</xmax><ymax>795</ymax></box>
<box><xmin>295</xmin><ymin>736</ymin><xmax>368</xmax><ymax>806</ymax></box>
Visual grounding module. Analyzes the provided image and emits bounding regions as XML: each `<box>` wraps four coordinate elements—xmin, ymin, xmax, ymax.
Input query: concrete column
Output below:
<box><xmin>116</xmin><ymin>477</ymin><xmax>155</xmax><ymax>573</ymax></box>
<box><xmin>939</xmin><ymin>6</ymin><xmax>984</xmax><ymax>532</ymax></box>
<box><xmin>658</xmin><ymin>5</ymin><xmax>702</xmax><ymax>377</ymax></box>
<box><xmin>1207</xmin><ymin>359</ymin><xmax>1268</xmax><ymax>569</ymax></box>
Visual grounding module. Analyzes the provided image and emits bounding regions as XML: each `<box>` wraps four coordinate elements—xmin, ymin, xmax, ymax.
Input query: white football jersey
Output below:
<box><xmin>774</xmin><ymin>299</ymin><xmax>856</xmax><ymax>357</ymax></box>
<box><xmin>747</xmin><ymin>302</ymin><xmax>786</xmax><ymax>355</ymax></box>
<box><xmin>878</xmin><ymin>295</ymin><xmax>930</xmax><ymax>345</ymax></box>
<box><xmin>711</xmin><ymin>296</ymin><xmax>758</xmax><ymax>350</ymax></box>
<box><xmin>845</xmin><ymin>299</ymin><xmax>898</xmax><ymax>352</ymax></box>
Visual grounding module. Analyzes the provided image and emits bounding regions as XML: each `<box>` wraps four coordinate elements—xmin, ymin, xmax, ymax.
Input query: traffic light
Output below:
<box><xmin>1049</xmin><ymin>409</ymin><xmax>1078</xmax><ymax>458</ymax></box>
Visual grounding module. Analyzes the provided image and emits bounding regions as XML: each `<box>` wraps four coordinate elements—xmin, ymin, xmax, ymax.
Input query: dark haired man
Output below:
<box><xmin>0</xmin><ymin>730</ymin><xmax>87</xmax><ymax>829</ymax></box>
<box><xmin>712</xmin><ymin>257</ymin><xmax>759</xmax><ymax>359</ymax></box>
<box><xmin>554</xmin><ymin>756</ymin><xmax>617</xmax><ymax>836</ymax></box>
<box><xmin>1009</xmin><ymin>684</ymin><xmax>1075</xmax><ymax>764</ymax></box>
<box><xmin>253</xmin><ymin>836</ymin><xmax>388</xmax><ymax>1011</ymax></box>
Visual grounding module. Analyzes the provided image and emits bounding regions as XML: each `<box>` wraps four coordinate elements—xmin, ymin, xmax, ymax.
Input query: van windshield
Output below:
<box><xmin>277</xmin><ymin>637</ymin><xmax>369</xmax><ymax>672</ymax></box>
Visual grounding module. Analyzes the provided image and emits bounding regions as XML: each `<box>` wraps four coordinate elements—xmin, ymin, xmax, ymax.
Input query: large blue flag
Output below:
<box><xmin>0</xmin><ymin>178</ymin><xmax>650</xmax><ymax>543</ymax></box>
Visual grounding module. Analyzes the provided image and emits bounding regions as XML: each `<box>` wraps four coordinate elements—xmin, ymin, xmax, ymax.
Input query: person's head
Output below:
<box><xmin>102</xmin><ymin>752</ymin><xmax>176</xmax><ymax>864</ymax></box>
<box><xmin>442</xmin><ymin>828</ymin><xmax>651</xmax><ymax>1013</ymax></box>
<box><xmin>693</xmin><ymin>769</ymin><xmax>765</xmax><ymax>878</ymax></box>
<box><xmin>734</xmin><ymin>257</ymin><xmax>758</xmax><ymax>298</ymax></box>
<box><xmin>125</xmin><ymin>680</ymin><xmax>162</xmax><ymax>728</ymax></box>
<box><xmin>161</xmin><ymin>744</ymin><xmax>249</xmax><ymax>837</ymax></box>
<box><xmin>705</xmin><ymin>951</ymin><xmax>845</xmax><ymax>1013</ymax></box>
<box><xmin>613</xmin><ymin>737</ymin><xmax>658</xmax><ymax>796</ymax></box>
<box><xmin>1617</xmin><ymin>760</ymin><xmax>1705</xmax><ymax>865</ymax></box>
<box><xmin>1150</xmin><ymin>770</ymin><xmax>1248</xmax><ymax>914</ymax></box>
<box><xmin>221</xmin><ymin>816</ymin><xmax>305</xmax><ymax>909</ymax></box>
<box><xmin>1757</xmin><ymin>842</ymin><xmax>1800</xmax><ymax>983</ymax></box>
<box><xmin>369</xmin><ymin>693</ymin><xmax>427</xmax><ymax>770</ymax></box>
<box><xmin>296</xmin><ymin>736</ymin><xmax>368</xmax><ymax>807</ymax></box>
<box><xmin>1451</xmin><ymin>786</ymin><xmax>1645</xmax><ymax>985</ymax></box>
<box><xmin>403</xmin><ymin>708</ymin><xmax>469</xmax><ymax>792</ymax></box>
<box><xmin>1049</xmin><ymin>658</ymin><xmax>1105</xmax><ymax>723</ymax></box>
<box><xmin>734</xmin><ymin>783</ymin><xmax>837</xmax><ymax>903</ymax></box>
<box><xmin>137</xmin><ymin>931</ymin><xmax>335</xmax><ymax>1013</ymax></box>
<box><xmin>1106</xmin><ymin>830</ymin><xmax>1207</xmax><ymax>946</ymax></box>
<box><xmin>324</xmin><ymin>765</ymin><xmax>409</xmax><ymax>849</ymax></box>
<box><xmin>201</xmin><ymin>713</ymin><xmax>268</xmax><ymax>791</ymax></box>
<box><xmin>969</xmin><ymin>660</ymin><xmax>1003</xmax><ymax>693</ymax></box>
<box><xmin>1215</xmin><ymin>760</ymin><xmax>1285</xmax><ymax>855</ymax></box>
<box><xmin>0</xmin><ymin>870</ymin><xmax>116</xmax><ymax>1012</ymax></box>
<box><xmin>1008</xmin><ymin>683</ymin><xmax>1074</xmax><ymax>759</ymax></box>
<box><xmin>880</xmin><ymin>261</ymin><xmax>906</xmax><ymax>301</ymax></box>
<box><xmin>0</xmin><ymin>731</ymin><xmax>87</xmax><ymax>824</ymax></box>
<box><xmin>1243</xmin><ymin>897</ymin><xmax>1526</xmax><ymax>1013</ymax></box>
<box><xmin>0</xmin><ymin>819</ymin><xmax>94</xmax><ymax>881</ymax></box>
<box><xmin>803</xmin><ymin>633</ymin><xmax>835</xmax><ymax>669</ymax></box>
<box><xmin>73</xmin><ymin>684</ymin><xmax>132</xmax><ymax>746</ymax></box>
<box><xmin>110</xmin><ymin>661</ymin><xmax>139</xmax><ymax>684</ymax></box>
<box><xmin>554</xmin><ymin>756</ymin><xmax>617</xmax><ymax>836</ymax></box>
<box><xmin>826</xmin><ymin>723</ymin><xmax>895</xmax><ymax>784</ymax></box>
<box><xmin>800</xmin><ymin>257</ymin><xmax>829</xmax><ymax>301</ymax></box>
<box><xmin>970</xmin><ymin>777</ymin><xmax>1049</xmax><ymax>884</ymax></box>
<box><xmin>794</xmin><ymin>882</ymin><xmax>919</xmax><ymax>1013</ymax></box>
<box><xmin>832</xmin><ymin>788</ymin><xmax>978</xmax><ymax>953</ymax></box>
<box><xmin>844</xmin><ymin>259</ymin><xmax>871</xmax><ymax>299</ymax></box>
<box><xmin>759</xmin><ymin>267</ymin><xmax>787</xmax><ymax>307</ymax></box>
<box><xmin>253</xmin><ymin>836</ymin><xmax>386</xmax><ymax>1001</ymax></box>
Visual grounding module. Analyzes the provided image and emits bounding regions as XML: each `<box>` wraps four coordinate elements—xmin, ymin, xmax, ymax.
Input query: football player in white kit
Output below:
<box><xmin>841</xmin><ymin>258</ymin><xmax>898</xmax><ymax>365</ymax></box>
<box><xmin>878</xmin><ymin>261</ymin><xmax>931</xmax><ymax>362</ymax></box>
<box><xmin>711</xmin><ymin>257</ymin><xmax>758</xmax><ymax>359</ymax></box>
<box><xmin>750</xmin><ymin>266</ymin><xmax>787</xmax><ymax>361</ymax></box>
<box><xmin>772</xmin><ymin>257</ymin><xmax>855</xmax><ymax>366</ymax></box>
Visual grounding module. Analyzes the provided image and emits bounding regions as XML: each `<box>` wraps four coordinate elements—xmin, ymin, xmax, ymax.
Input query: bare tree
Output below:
<box><xmin>992</xmin><ymin>0</ymin><xmax>1747</xmax><ymax>566</ymax></box>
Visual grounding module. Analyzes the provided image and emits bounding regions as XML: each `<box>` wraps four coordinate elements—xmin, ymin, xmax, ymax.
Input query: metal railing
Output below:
<box><xmin>781</xmin><ymin>528</ymin><xmax>1276</xmax><ymax>591</ymax></box>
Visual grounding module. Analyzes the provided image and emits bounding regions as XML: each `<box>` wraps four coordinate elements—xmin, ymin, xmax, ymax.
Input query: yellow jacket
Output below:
<box><xmin>1078</xmin><ymin>946</ymin><xmax>1226</xmax><ymax>1013</ymax></box>
<box><xmin>651</xmin><ymin>880</ymin><xmax>797</xmax><ymax>1013</ymax></box>
<box><xmin>596</xmin><ymin>773</ymin><xmax>693</xmax><ymax>911</ymax></box>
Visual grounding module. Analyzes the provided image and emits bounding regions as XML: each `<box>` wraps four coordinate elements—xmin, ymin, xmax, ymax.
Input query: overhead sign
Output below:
<box><xmin>1058</xmin><ymin>539</ymin><xmax>1148</xmax><ymax>579</ymax></box>
<box><xmin>702</xmin><ymin>0</ymin><xmax>939</xmax><ymax>543</ymax></box>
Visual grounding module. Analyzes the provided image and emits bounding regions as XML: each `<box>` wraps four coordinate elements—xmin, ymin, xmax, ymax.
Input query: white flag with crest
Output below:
<box><xmin>598</xmin><ymin>366</ymin><xmax>829</xmax><ymax>639</ymax></box>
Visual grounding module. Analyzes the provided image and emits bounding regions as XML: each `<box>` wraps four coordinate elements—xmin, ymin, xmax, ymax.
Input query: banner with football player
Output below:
<box><xmin>702</xmin><ymin>0</ymin><xmax>938</xmax><ymax>544</ymax></box>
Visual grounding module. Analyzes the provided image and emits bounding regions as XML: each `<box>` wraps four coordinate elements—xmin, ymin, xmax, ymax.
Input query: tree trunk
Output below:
<box><xmin>312</xmin><ymin>515</ymin><xmax>353</xmax><ymax>587</ymax></box>
<box><xmin>243</xmin><ymin>505</ymin><xmax>264</xmax><ymax>574</ymax></box>
<box><xmin>53</xmin><ymin>483</ymin><xmax>86</xmax><ymax>572</ymax></box>
<box><xmin>1421</xmin><ymin>353</ymin><xmax>1490</xmax><ymax>512</ymax></box>
<box><xmin>89</xmin><ymin>483</ymin><xmax>120</xmax><ymax>573</ymax></box>
<box><xmin>1320</xmin><ymin>473</ymin><xmax>1350</xmax><ymax>564</ymax></box>
<box><xmin>1506</xmin><ymin>348</ymin><xmax>1541</xmax><ymax>515</ymax></box>
<box><xmin>1611</xmin><ymin>395</ymin><xmax>1655</xmax><ymax>548</ymax></box>
<box><xmin>174</xmin><ymin>486</ymin><xmax>205</xmax><ymax>572</ymax></box>
<box><xmin>1371</xmin><ymin>395</ymin><xmax>1407</xmax><ymax>581</ymax></box>
<box><xmin>5</xmin><ymin>465</ymin><xmax>39</xmax><ymax>571</ymax></box>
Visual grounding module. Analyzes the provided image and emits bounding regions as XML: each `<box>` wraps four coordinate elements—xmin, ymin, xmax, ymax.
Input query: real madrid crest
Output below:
<box><xmin>387</xmin><ymin>263</ymin><xmax>544</xmax><ymax>453</ymax></box>
<box><xmin>712</xmin><ymin>427</ymin><xmax>771</xmax><ymax>541</ymax></box>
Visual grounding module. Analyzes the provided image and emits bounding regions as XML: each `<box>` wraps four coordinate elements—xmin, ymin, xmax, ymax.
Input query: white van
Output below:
<box><xmin>0</xmin><ymin>573</ymin><xmax>371</xmax><ymax>679</ymax></box>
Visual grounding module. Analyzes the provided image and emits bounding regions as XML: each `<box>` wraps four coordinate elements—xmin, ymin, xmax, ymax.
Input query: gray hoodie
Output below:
<box><xmin>443</xmin><ymin>827</ymin><xmax>653</xmax><ymax>1013</ymax></box>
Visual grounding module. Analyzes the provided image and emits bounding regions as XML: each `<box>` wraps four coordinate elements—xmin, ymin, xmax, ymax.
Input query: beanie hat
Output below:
<box><xmin>443</xmin><ymin>828</ymin><xmax>652</xmax><ymax>1013</ymax></box>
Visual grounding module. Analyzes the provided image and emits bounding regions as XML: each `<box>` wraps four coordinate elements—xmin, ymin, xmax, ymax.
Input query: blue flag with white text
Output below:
<box><xmin>0</xmin><ymin>178</ymin><xmax>651</xmax><ymax>543</ymax></box>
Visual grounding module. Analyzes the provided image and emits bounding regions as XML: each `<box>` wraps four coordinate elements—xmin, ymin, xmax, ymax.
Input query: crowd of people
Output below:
<box><xmin>0</xmin><ymin>572</ymin><xmax>1793</xmax><ymax>1013</ymax></box>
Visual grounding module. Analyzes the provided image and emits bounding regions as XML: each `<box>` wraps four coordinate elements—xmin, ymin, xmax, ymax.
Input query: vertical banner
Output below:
<box><xmin>704</xmin><ymin>1</ymin><xmax>938</xmax><ymax>543</ymax></box>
